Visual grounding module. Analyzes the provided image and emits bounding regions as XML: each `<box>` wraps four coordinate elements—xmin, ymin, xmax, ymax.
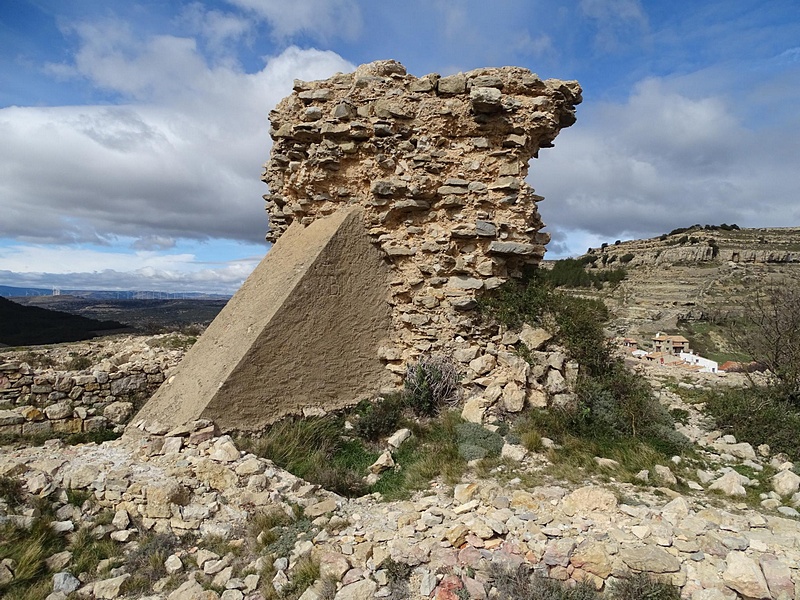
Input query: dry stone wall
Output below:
<box><xmin>263</xmin><ymin>60</ymin><xmax>581</xmax><ymax>395</ymax></box>
<box><xmin>0</xmin><ymin>337</ymin><xmax>185</xmax><ymax>437</ymax></box>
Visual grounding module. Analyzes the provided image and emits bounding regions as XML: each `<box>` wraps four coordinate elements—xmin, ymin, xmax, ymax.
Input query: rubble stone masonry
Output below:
<box><xmin>263</xmin><ymin>60</ymin><xmax>581</xmax><ymax>385</ymax></box>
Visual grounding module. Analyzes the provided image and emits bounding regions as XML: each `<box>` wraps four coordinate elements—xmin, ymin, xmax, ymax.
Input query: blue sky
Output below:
<box><xmin>1</xmin><ymin>1</ymin><xmax>799</xmax><ymax>293</ymax></box>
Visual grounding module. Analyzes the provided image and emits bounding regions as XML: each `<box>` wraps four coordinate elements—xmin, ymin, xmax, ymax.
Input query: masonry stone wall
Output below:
<box><xmin>0</xmin><ymin>339</ymin><xmax>184</xmax><ymax>436</ymax></box>
<box><xmin>263</xmin><ymin>60</ymin><xmax>581</xmax><ymax>412</ymax></box>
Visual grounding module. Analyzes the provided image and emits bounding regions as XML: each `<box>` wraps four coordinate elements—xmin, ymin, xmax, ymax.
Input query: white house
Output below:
<box><xmin>680</xmin><ymin>351</ymin><xmax>718</xmax><ymax>373</ymax></box>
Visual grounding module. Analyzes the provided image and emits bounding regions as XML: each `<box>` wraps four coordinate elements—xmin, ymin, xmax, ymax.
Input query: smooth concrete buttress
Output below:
<box><xmin>128</xmin><ymin>206</ymin><xmax>393</xmax><ymax>434</ymax></box>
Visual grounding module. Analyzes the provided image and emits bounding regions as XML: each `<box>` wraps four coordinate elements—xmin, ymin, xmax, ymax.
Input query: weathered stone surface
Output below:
<box><xmin>53</xmin><ymin>572</ymin><xmax>81</xmax><ymax>594</ymax></box>
<box><xmin>722</xmin><ymin>551</ymin><xmax>771</xmax><ymax>599</ymax></box>
<box><xmin>620</xmin><ymin>545</ymin><xmax>680</xmax><ymax>573</ymax></box>
<box><xmin>44</xmin><ymin>401</ymin><xmax>72</xmax><ymax>420</ymax></box>
<box><xmin>305</xmin><ymin>498</ymin><xmax>337</xmax><ymax>518</ymax></box>
<box><xmin>772</xmin><ymin>469</ymin><xmax>800</xmax><ymax>497</ymax></box>
<box><xmin>570</xmin><ymin>541</ymin><xmax>613</xmax><ymax>579</ymax></box>
<box><xmin>131</xmin><ymin>207</ymin><xmax>392</xmax><ymax>433</ymax></box>
<box><xmin>369</xmin><ymin>450</ymin><xmax>395</xmax><ymax>474</ymax></box>
<box><xmin>709</xmin><ymin>471</ymin><xmax>747</xmax><ymax>496</ymax></box>
<box><xmin>103</xmin><ymin>401</ymin><xmax>134</xmax><ymax>425</ymax></box>
<box><xmin>333</xmin><ymin>579</ymin><xmax>378</xmax><ymax>600</ymax></box>
<box><xmin>759</xmin><ymin>554</ymin><xmax>794</xmax><ymax>600</ymax></box>
<box><xmin>93</xmin><ymin>574</ymin><xmax>131</xmax><ymax>599</ymax></box>
<box><xmin>518</xmin><ymin>325</ymin><xmax>552</xmax><ymax>352</ymax></box>
<box><xmin>561</xmin><ymin>486</ymin><xmax>617</xmax><ymax>516</ymax></box>
<box><xmin>256</xmin><ymin>60</ymin><xmax>580</xmax><ymax>415</ymax></box>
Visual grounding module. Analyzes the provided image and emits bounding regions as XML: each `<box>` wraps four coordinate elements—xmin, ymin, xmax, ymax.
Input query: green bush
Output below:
<box><xmin>693</xmin><ymin>386</ymin><xmax>800</xmax><ymax>460</ymax></box>
<box><xmin>354</xmin><ymin>395</ymin><xmax>404</xmax><ymax>441</ymax></box>
<box><xmin>121</xmin><ymin>532</ymin><xmax>179</xmax><ymax>594</ymax></box>
<box><xmin>0</xmin><ymin>475</ymin><xmax>24</xmax><ymax>507</ymax></box>
<box><xmin>541</xmin><ymin>258</ymin><xmax>627</xmax><ymax>289</ymax></box>
<box><xmin>491</xmin><ymin>566</ymin><xmax>681</xmax><ymax>600</ymax></box>
<box><xmin>491</xmin><ymin>564</ymin><xmax>600</xmax><ymax>599</ymax></box>
<box><xmin>455</xmin><ymin>422</ymin><xmax>504</xmax><ymax>460</ymax></box>
<box><xmin>479</xmin><ymin>275</ymin><xmax>687</xmax><ymax>455</ymax></box>
<box><xmin>619</xmin><ymin>253</ymin><xmax>635</xmax><ymax>263</ymax></box>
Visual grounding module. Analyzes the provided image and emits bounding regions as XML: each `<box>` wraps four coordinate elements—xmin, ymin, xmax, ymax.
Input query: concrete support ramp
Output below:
<box><xmin>129</xmin><ymin>206</ymin><xmax>392</xmax><ymax>434</ymax></box>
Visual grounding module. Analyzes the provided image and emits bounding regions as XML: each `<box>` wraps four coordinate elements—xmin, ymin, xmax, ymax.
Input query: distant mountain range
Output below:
<box><xmin>0</xmin><ymin>285</ymin><xmax>230</xmax><ymax>300</ymax></box>
<box><xmin>0</xmin><ymin>296</ymin><xmax>129</xmax><ymax>347</ymax></box>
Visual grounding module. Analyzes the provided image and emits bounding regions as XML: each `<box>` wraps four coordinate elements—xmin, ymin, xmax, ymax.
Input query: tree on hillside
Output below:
<box><xmin>730</xmin><ymin>283</ymin><xmax>800</xmax><ymax>402</ymax></box>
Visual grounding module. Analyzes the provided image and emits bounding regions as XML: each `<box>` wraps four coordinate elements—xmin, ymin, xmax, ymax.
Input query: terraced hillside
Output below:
<box><xmin>545</xmin><ymin>226</ymin><xmax>800</xmax><ymax>345</ymax></box>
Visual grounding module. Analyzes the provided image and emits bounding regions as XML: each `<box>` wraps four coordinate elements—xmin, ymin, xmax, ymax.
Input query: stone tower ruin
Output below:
<box><xmin>130</xmin><ymin>60</ymin><xmax>581</xmax><ymax>434</ymax></box>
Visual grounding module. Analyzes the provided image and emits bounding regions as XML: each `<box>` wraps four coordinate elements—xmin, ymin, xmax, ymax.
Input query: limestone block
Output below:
<box><xmin>501</xmin><ymin>382</ymin><xmax>525</xmax><ymax>412</ymax></box>
<box><xmin>44</xmin><ymin>401</ymin><xmax>72</xmax><ymax>420</ymax></box>
<box><xmin>722</xmin><ymin>551</ymin><xmax>771</xmax><ymax>599</ymax></box>
<box><xmin>709</xmin><ymin>471</ymin><xmax>747</xmax><ymax>496</ymax></box>
<box><xmin>772</xmin><ymin>469</ymin><xmax>800</xmax><ymax>497</ymax></box>
<box><xmin>519</xmin><ymin>323</ymin><xmax>553</xmax><ymax>352</ymax></box>
<box><xmin>103</xmin><ymin>401</ymin><xmax>133</xmax><ymax>425</ymax></box>
<box><xmin>619</xmin><ymin>545</ymin><xmax>680</xmax><ymax>573</ymax></box>
<box><xmin>437</xmin><ymin>73</ymin><xmax>466</xmax><ymax>95</ymax></box>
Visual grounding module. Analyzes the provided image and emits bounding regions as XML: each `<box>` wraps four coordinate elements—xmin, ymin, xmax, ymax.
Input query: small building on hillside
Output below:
<box><xmin>652</xmin><ymin>332</ymin><xmax>691</xmax><ymax>355</ymax></box>
<box><xmin>644</xmin><ymin>351</ymin><xmax>683</xmax><ymax>366</ymax></box>
<box><xmin>680</xmin><ymin>351</ymin><xmax>718</xmax><ymax>373</ymax></box>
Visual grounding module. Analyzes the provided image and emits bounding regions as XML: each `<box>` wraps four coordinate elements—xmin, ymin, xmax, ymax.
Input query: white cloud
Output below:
<box><xmin>224</xmin><ymin>0</ymin><xmax>362</xmax><ymax>41</ymax></box>
<box><xmin>0</xmin><ymin>245</ymin><xmax>261</xmax><ymax>293</ymax></box>
<box><xmin>579</xmin><ymin>0</ymin><xmax>648</xmax><ymax>52</ymax></box>
<box><xmin>179</xmin><ymin>3</ymin><xmax>253</xmax><ymax>57</ymax></box>
<box><xmin>533</xmin><ymin>76</ymin><xmax>800</xmax><ymax>255</ymax></box>
<box><xmin>2</xmin><ymin>26</ymin><xmax>353</xmax><ymax>247</ymax></box>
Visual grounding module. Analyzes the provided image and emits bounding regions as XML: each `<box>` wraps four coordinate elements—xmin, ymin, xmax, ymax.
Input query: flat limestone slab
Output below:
<box><xmin>129</xmin><ymin>206</ymin><xmax>392</xmax><ymax>433</ymax></box>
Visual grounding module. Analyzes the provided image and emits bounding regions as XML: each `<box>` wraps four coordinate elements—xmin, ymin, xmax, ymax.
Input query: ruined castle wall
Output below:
<box><xmin>263</xmin><ymin>60</ymin><xmax>581</xmax><ymax>383</ymax></box>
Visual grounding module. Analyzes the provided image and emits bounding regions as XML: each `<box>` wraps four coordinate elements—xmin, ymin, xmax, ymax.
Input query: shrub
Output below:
<box><xmin>404</xmin><ymin>355</ymin><xmax>461</xmax><ymax>416</ymax></box>
<box><xmin>491</xmin><ymin>564</ymin><xmax>600</xmax><ymax>599</ymax></box>
<box><xmin>609</xmin><ymin>572</ymin><xmax>681</xmax><ymax>600</ymax></box>
<box><xmin>543</xmin><ymin>259</ymin><xmax>627</xmax><ymax>289</ymax></box>
<box><xmin>66</xmin><ymin>355</ymin><xmax>93</xmax><ymax>371</ymax></box>
<box><xmin>694</xmin><ymin>386</ymin><xmax>800</xmax><ymax>460</ymax></box>
<box><xmin>249</xmin><ymin>508</ymin><xmax>293</xmax><ymax>548</ymax></box>
<box><xmin>480</xmin><ymin>275</ymin><xmax>688</xmax><ymax>456</ymax></box>
<box><xmin>70</xmin><ymin>527</ymin><xmax>121</xmax><ymax>577</ymax></box>
<box><xmin>728</xmin><ymin>284</ymin><xmax>800</xmax><ymax>401</ymax></box>
<box><xmin>0</xmin><ymin>476</ymin><xmax>24</xmax><ymax>507</ymax></box>
<box><xmin>619</xmin><ymin>253</ymin><xmax>635</xmax><ymax>263</ymax></box>
<box><xmin>354</xmin><ymin>394</ymin><xmax>404</xmax><ymax>441</ymax></box>
<box><xmin>121</xmin><ymin>532</ymin><xmax>179</xmax><ymax>594</ymax></box>
<box><xmin>456</xmin><ymin>422</ymin><xmax>504</xmax><ymax>460</ymax></box>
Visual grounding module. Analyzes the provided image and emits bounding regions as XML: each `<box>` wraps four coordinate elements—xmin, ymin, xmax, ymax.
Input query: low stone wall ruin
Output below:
<box><xmin>0</xmin><ymin>337</ymin><xmax>185</xmax><ymax>437</ymax></box>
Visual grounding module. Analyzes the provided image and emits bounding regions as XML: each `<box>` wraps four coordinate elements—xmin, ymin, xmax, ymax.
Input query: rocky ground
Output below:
<box><xmin>2</xmin><ymin>357</ymin><xmax>799</xmax><ymax>600</ymax></box>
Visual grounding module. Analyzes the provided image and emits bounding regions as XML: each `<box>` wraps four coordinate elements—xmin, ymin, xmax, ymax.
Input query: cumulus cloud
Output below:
<box><xmin>2</xmin><ymin>25</ymin><xmax>353</xmax><ymax>247</ymax></box>
<box><xmin>533</xmin><ymin>76</ymin><xmax>800</xmax><ymax>255</ymax></box>
<box><xmin>0</xmin><ymin>245</ymin><xmax>260</xmax><ymax>294</ymax></box>
<box><xmin>225</xmin><ymin>0</ymin><xmax>362</xmax><ymax>42</ymax></box>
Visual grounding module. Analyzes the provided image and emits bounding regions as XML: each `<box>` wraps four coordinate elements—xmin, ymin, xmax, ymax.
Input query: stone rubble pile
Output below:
<box><xmin>3</xmin><ymin>408</ymin><xmax>800</xmax><ymax>600</ymax></box>
<box><xmin>0</xmin><ymin>336</ymin><xmax>186</xmax><ymax>437</ymax></box>
<box><xmin>263</xmin><ymin>60</ymin><xmax>581</xmax><ymax>395</ymax></box>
